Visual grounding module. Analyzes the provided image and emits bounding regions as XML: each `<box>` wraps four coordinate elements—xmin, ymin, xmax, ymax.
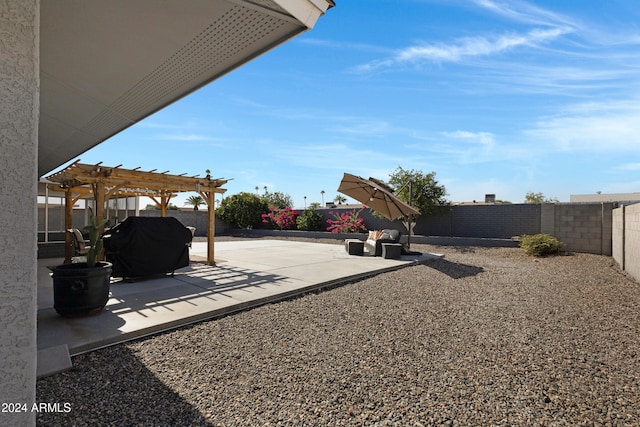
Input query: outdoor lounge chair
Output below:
<box><xmin>67</xmin><ymin>228</ymin><xmax>90</xmax><ymax>256</ymax></box>
<box><xmin>359</xmin><ymin>229</ymin><xmax>403</xmax><ymax>256</ymax></box>
<box><xmin>372</xmin><ymin>229</ymin><xmax>402</xmax><ymax>256</ymax></box>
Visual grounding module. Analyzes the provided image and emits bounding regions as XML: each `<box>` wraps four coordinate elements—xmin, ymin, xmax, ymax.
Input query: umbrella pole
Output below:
<box><xmin>407</xmin><ymin>214</ymin><xmax>412</xmax><ymax>250</ymax></box>
<box><xmin>407</xmin><ymin>181</ymin><xmax>413</xmax><ymax>250</ymax></box>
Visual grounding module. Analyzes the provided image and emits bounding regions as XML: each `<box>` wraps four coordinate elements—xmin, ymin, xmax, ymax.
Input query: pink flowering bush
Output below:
<box><xmin>262</xmin><ymin>207</ymin><xmax>299</xmax><ymax>230</ymax></box>
<box><xmin>326</xmin><ymin>206</ymin><xmax>367</xmax><ymax>233</ymax></box>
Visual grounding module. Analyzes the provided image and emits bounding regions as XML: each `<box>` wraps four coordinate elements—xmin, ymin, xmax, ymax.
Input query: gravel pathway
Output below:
<box><xmin>37</xmin><ymin>239</ymin><xmax>640</xmax><ymax>426</ymax></box>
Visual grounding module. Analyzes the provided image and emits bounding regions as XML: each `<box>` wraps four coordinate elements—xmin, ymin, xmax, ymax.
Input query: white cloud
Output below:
<box><xmin>352</xmin><ymin>0</ymin><xmax>581</xmax><ymax>75</ymax></box>
<box><xmin>527</xmin><ymin>101</ymin><xmax>640</xmax><ymax>152</ymax></box>
<box><xmin>473</xmin><ymin>0</ymin><xmax>578</xmax><ymax>28</ymax></box>
<box><xmin>352</xmin><ymin>25</ymin><xmax>572</xmax><ymax>74</ymax></box>
<box><xmin>396</xmin><ymin>27</ymin><xmax>570</xmax><ymax>64</ymax></box>
<box><xmin>441</xmin><ymin>130</ymin><xmax>496</xmax><ymax>148</ymax></box>
<box><xmin>401</xmin><ymin>130</ymin><xmax>501</xmax><ymax>166</ymax></box>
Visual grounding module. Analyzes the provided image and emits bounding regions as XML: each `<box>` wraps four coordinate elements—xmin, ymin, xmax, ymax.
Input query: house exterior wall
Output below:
<box><xmin>0</xmin><ymin>1</ymin><xmax>39</xmax><ymax>426</ymax></box>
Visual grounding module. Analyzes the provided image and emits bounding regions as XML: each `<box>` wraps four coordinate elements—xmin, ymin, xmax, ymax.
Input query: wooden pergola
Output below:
<box><xmin>46</xmin><ymin>161</ymin><xmax>228</xmax><ymax>265</ymax></box>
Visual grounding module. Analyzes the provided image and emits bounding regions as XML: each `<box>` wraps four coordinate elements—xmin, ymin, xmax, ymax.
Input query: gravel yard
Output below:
<box><xmin>37</xmin><ymin>238</ymin><xmax>640</xmax><ymax>426</ymax></box>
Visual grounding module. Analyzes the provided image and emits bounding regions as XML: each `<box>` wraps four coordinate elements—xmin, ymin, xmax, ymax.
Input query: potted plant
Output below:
<box><xmin>49</xmin><ymin>216</ymin><xmax>112</xmax><ymax>317</ymax></box>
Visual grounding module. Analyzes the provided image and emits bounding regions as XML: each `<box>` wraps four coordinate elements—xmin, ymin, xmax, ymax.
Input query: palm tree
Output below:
<box><xmin>185</xmin><ymin>195</ymin><xmax>205</xmax><ymax>211</ymax></box>
<box><xmin>321</xmin><ymin>190</ymin><xmax>325</xmax><ymax>206</ymax></box>
<box><xmin>334</xmin><ymin>195</ymin><xmax>347</xmax><ymax>205</ymax></box>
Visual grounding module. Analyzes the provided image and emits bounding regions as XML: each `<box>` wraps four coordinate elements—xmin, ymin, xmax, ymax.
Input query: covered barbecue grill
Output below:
<box><xmin>104</xmin><ymin>217</ymin><xmax>192</xmax><ymax>278</ymax></box>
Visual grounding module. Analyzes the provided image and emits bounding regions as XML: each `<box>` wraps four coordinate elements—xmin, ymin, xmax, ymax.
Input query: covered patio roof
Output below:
<box><xmin>38</xmin><ymin>0</ymin><xmax>335</xmax><ymax>177</ymax></box>
<box><xmin>46</xmin><ymin>161</ymin><xmax>228</xmax><ymax>265</ymax></box>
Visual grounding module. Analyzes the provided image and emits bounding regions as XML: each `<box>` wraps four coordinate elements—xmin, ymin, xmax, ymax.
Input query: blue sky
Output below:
<box><xmin>68</xmin><ymin>0</ymin><xmax>640</xmax><ymax>208</ymax></box>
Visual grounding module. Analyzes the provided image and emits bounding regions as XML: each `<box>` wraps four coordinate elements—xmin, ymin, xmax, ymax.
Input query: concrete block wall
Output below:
<box><xmin>37</xmin><ymin>207</ymin><xmax>226</xmax><ymax>238</ymax></box>
<box><xmin>319</xmin><ymin>205</ymin><xmax>541</xmax><ymax>239</ymax></box>
<box><xmin>541</xmin><ymin>203</ymin><xmax>613</xmax><ymax>255</ymax></box>
<box><xmin>624</xmin><ymin>204</ymin><xmax>640</xmax><ymax>281</ymax></box>
<box><xmin>612</xmin><ymin>206</ymin><xmax>624</xmax><ymax>269</ymax></box>
<box><xmin>323</xmin><ymin>203</ymin><xmax>611</xmax><ymax>255</ymax></box>
<box><xmin>613</xmin><ymin>203</ymin><xmax>640</xmax><ymax>282</ymax></box>
<box><xmin>410</xmin><ymin>204</ymin><xmax>540</xmax><ymax>238</ymax></box>
<box><xmin>39</xmin><ymin>203</ymin><xmax>616</xmax><ymax>256</ymax></box>
<box><xmin>139</xmin><ymin>210</ymin><xmax>227</xmax><ymax>236</ymax></box>
<box><xmin>448</xmin><ymin>204</ymin><xmax>540</xmax><ymax>238</ymax></box>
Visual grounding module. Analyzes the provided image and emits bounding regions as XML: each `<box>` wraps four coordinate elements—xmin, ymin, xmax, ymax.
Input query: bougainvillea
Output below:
<box><xmin>262</xmin><ymin>207</ymin><xmax>299</xmax><ymax>230</ymax></box>
<box><xmin>326</xmin><ymin>206</ymin><xmax>367</xmax><ymax>233</ymax></box>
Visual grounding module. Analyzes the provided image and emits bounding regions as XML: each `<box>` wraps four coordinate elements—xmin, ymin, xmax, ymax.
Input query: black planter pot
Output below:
<box><xmin>50</xmin><ymin>262</ymin><xmax>113</xmax><ymax>317</ymax></box>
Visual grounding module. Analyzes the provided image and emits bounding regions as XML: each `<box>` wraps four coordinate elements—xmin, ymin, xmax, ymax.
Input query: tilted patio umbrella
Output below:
<box><xmin>338</xmin><ymin>173</ymin><xmax>420</xmax><ymax>221</ymax></box>
<box><xmin>338</xmin><ymin>173</ymin><xmax>421</xmax><ymax>250</ymax></box>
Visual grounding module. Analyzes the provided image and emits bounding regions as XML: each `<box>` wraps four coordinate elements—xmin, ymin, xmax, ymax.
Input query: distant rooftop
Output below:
<box><xmin>570</xmin><ymin>193</ymin><xmax>640</xmax><ymax>203</ymax></box>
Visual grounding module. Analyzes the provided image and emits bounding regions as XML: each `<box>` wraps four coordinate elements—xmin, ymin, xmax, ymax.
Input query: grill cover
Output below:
<box><xmin>104</xmin><ymin>217</ymin><xmax>192</xmax><ymax>278</ymax></box>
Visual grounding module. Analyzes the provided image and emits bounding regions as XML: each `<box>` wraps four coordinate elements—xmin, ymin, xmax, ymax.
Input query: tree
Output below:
<box><xmin>217</xmin><ymin>192</ymin><xmax>269</xmax><ymax>229</ymax></box>
<box><xmin>334</xmin><ymin>195</ymin><xmax>347</xmax><ymax>205</ymax></box>
<box><xmin>262</xmin><ymin>191</ymin><xmax>293</xmax><ymax>209</ymax></box>
<box><xmin>185</xmin><ymin>195</ymin><xmax>205</xmax><ymax>211</ymax></box>
<box><xmin>387</xmin><ymin>166</ymin><xmax>448</xmax><ymax>216</ymax></box>
<box><xmin>296</xmin><ymin>208</ymin><xmax>324</xmax><ymax>231</ymax></box>
<box><xmin>524</xmin><ymin>191</ymin><xmax>558</xmax><ymax>204</ymax></box>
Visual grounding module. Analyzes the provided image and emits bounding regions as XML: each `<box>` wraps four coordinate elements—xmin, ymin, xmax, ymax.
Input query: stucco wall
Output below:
<box><xmin>0</xmin><ymin>1</ymin><xmax>39</xmax><ymax>426</ymax></box>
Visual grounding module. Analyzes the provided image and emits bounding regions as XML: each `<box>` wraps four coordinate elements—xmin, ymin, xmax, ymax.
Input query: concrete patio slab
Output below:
<box><xmin>37</xmin><ymin>240</ymin><xmax>442</xmax><ymax>377</ymax></box>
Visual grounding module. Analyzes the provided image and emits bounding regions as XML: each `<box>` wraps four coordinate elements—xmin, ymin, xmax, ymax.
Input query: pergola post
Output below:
<box><xmin>204</xmin><ymin>190</ymin><xmax>216</xmax><ymax>265</ymax></box>
<box><xmin>94</xmin><ymin>181</ymin><xmax>105</xmax><ymax>228</ymax></box>
<box><xmin>93</xmin><ymin>181</ymin><xmax>106</xmax><ymax>261</ymax></box>
<box><xmin>160</xmin><ymin>194</ymin><xmax>168</xmax><ymax>217</ymax></box>
<box><xmin>150</xmin><ymin>194</ymin><xmax>172</xmax><ymax>217</ymax></box>
<box><xmin>64</xmin><ymin>189</ymin><xmax>73</xmax><ymax>263</ymax></box>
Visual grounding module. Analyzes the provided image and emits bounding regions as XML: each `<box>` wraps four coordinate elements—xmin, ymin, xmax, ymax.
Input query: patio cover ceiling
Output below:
<box><xmin>39</xmin><ymin>0</ymin><xmax>334</xmax><ymax>177</ymax></box>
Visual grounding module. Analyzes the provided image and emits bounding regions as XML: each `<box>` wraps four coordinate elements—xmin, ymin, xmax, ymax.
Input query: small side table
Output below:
<box><xmin>381</xmin><ymin>243</ymin><xmax>402</xmax><ymax>259</ymax></box>
<box><xmin>345</xmin><ymin>239</ymin><xmax>364</xmax><ymax>256</ymax></box>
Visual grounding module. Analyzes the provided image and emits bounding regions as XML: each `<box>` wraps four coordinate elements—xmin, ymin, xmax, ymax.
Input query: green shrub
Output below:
<box><xmin>217</xmin><ymin>192</ymin><xmax>269</xmax><ymax>229</ymax></box>
<box><xmin>296</xmin><ymin>208</ymin><xmax>324</xmax><ymax>231</ymax></box>
<box><xmin>520</xmin><ymin>233</ymin><xmax>564</xmax><ymax>257</ymax></box>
